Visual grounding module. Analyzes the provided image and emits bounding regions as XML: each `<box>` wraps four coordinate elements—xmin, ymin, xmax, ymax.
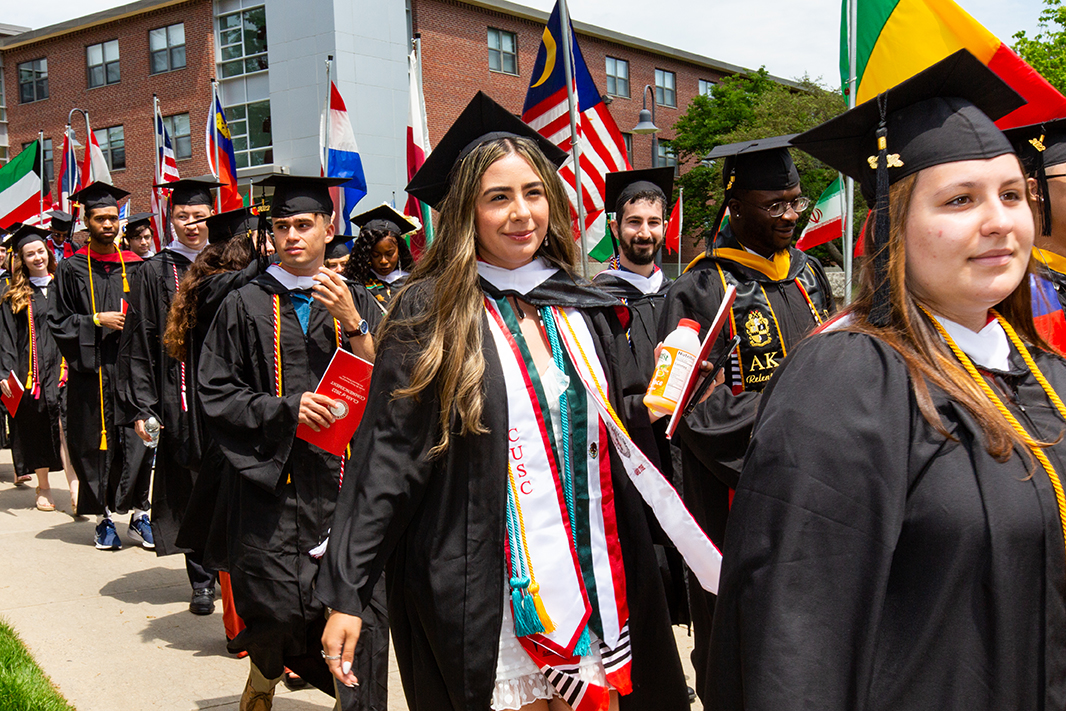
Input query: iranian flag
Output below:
<box><xmin>0</xmin><ymin>141</ymin><xmax>51</xmax><ymax>228</ymax></box>
<box><xmin>664</xmin><ymin>187</ymin><xmax>682</xmax><ymax>255</ymax></box>
<box><xmin>796</xmin><ymin>177</ymin><xmax>844</xmax><ymax>251</ymax></box>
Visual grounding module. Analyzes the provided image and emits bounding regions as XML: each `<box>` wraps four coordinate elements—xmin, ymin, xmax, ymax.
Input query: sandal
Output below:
<box><xmin>14</xmin><ymin>474</ymin><xmax>32</xmax><ymax>487</ymax></box>
<box><xmin>35</xmin><ymin>487</ymin><xmax>56</xmax><ymax>512</ymax></box>
<box><xmin>282</xmin><ymin>668</ymin><xmax>308</xmax><ymax>690</ymax></box>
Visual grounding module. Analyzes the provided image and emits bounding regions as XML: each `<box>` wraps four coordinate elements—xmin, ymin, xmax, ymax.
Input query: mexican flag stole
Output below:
<box><xmin>484</xmin><ymin>296</ymin><xmax>632</xmax><ymax>709</ymax></box>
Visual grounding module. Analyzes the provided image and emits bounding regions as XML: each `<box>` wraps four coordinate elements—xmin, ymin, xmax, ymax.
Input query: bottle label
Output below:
<box><xmin>647</xmin><ymin>346</ymin><xmax>697</xmax><ymax>406</ymax></box>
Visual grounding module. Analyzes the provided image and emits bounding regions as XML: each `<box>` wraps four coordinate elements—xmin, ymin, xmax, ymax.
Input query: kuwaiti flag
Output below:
<box><xmin>82</xmin><ymin>127</ymin><xmax>113</xmax><ymax>186</ymax></box>
<box><xmin>522</xmin><ymin>0</ymin><xmax>631</xmax><ymax>258</ymax></box>
<box><xmin>321</xmin><ymin>82</ymin><xmax>367</xmax><ymax>236</ymax></box>
<box><xmin>843</xmin><ymin>0</ymin><xmax>1066</xmax><ymax>128</ymax></box>
<box><xmin>0</xmin><ymin>141</ymin><xmax>52</xmax><ymax>228</ymax></box>
<box><xmin>796</xmin><ymin>177</ymin><xmax>844</xmax><ymax>251</ymax></box>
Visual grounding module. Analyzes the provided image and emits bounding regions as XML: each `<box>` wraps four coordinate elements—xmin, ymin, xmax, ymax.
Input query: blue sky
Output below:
<box><xmin>6</xmin><ymin>0</ymin><xmax>1049</xmax><ymax>89</ymax></box>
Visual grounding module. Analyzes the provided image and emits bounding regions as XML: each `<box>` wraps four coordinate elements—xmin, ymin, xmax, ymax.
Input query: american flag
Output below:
<box><xmin>522</xmin><ymin>0</ymin><xmax>630</xmax><ymax>254</ymax></box>
<box><xmin>152</xmin><ymin>104</ymin><xmax>180</xmax><ymax>249</ymax></box>
<box><xmin>56</xmin><ymin>129</ymin><xmax>81</xmax><ymax>214</ymax></box>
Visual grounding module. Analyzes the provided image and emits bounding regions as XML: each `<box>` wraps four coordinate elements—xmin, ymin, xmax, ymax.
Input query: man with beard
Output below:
<box><xmin>48</xmin><ymin>182</ymin><xmax>145</xmax><ymax>550</ymax></box>
<box><xmin>658</xmin><ymin>136</ymin><xmax>835</xmax><ymax>701</ymax></box>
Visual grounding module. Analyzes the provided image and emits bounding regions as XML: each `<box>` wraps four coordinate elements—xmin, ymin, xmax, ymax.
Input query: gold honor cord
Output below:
<box><xmin>507</xmin><ymin>462</ymin><xmax>554</xmax><ymax>633</ymax></box>
<box><xmin>86</xmin><ymin>250</ymin><xmax>108</xmax><ymax>450</ymax></box>
<box><xmin>923</xmin><ymin>307</ymin><xmax>1066</xmax><ymax>552</ymax></box>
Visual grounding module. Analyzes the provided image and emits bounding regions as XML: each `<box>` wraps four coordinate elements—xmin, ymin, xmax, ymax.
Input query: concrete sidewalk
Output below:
<box><xmin>0</xmin><ymin>450</ymin><xmax>701</xmax><ymax>710</ymax></box>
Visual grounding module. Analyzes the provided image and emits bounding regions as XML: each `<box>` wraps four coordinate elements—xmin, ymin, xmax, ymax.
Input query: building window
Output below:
<box><xmin>86</xmin><ymin>40</ymin><xmax>120</xmax><ymax>88</ymax></box>
<box><xmin>162</xmin><ymin>113</ymin><xmax>192</xmax><ymax>160</ymax></box>
<box><xmin>623</xmin><ymin>133</ymin><xmax>633</xmax><ymax>165</ymax></box>
<box><xmin>21</xmin><ymin>138</ymin><xmax>53</xmax><ymax>183</ymax></box>
<box><xmin>18</xmin><ymin>59</ymin><xmax>48</xmax><ymax>104</ymax></box>
<box><xmin>227</xmin><ymin>100</ymin><xmax>272</xmax><ymax>168</ymax></box>
<box><xmin>94</xmin><ymin>126</ymin><xmax>125</xmax><ymax>171</ymax></box>
<box><xmin>605</xmin><ymin>57</ymin><xmax>629</xmax><ymax>98</ymax></box>
<box><xmin>655</xmin><ymin>68</ymin><xmax>676</xmax><ymax>108</ymax></box>
<box><xmin>657</xmin><ymin>139</ymin><xmax>678</xmax><ymax>175</ymax></box>
<box><xmin>219</xmin><ymin>6</ymin><xmax>268</xmax><ymax>78</ymax></box>
<box><xmin>487</xmin><ymin>28</ymin><xmax>517</xmax><ymax>75</ymax></box>
<box><xmin>698</xmin><ymin>79</ymin><xmax>715</xmax><ymax>97</ymax></box>
<box><xmin>150</xmin><ymin>23</ymin><xmax>186</xmax><ymax>74</ymax></box>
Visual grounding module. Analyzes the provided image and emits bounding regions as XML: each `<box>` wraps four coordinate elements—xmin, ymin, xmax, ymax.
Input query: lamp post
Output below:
<box><xmin>631</xmin><ymin>84</ymin><xmax>660</xmax><ymax>168</ymax></box>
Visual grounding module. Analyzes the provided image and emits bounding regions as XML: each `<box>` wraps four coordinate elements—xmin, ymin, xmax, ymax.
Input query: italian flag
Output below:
<box><xmin>843</xmin><ymin>0</ymin><xmax>1066</xmax><ymax>128</ymax></box>
<box><xmin>0</xmin><ymin>141</ymin><xmax>50</xmax><ymax>228</ymax></box>
<box><xmin>796</xmin><ymin>177</ymin><xmax>844</xmax><ymax>251</ymax></box>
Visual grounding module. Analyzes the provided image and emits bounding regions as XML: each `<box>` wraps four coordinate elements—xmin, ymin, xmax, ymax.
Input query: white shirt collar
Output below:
<box><xmin>29</xmin><ymin>275</ymin><xmax>52</xmax><ymax>287</ymax></box>
<box><xmin>476</xmin><ymin>258</ymin><xmax>559</xmax><ymax>296</ymax></box>
<box><xmin>168</xmin><ymin>241</ymin><xmax>202</xmax><ymax>263</ymax></box>
<box><xmin>267</xmin><ymin>264</ymin><xmax>319</xmax><ymax>291</ymax></box>
<box><xmin>380</xmin><ymin>269</ymin><xmax>409</xmax><ymax>284</ymax></box>
<box><xmin>599</xmin><ymin>267</ymin><xmax>664</xmax><ymax>295</ymax></box>
<box><xmin>934</xmin><ymin>314</ymin><xmax>1011</xmax><ymax>372</ymax></box>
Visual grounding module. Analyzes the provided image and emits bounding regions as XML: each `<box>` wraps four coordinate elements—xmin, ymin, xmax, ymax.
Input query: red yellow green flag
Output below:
<box><xmin>841</xmin><ymin>0</ymin><xmax>1066</xmax><ymax>128</ymax></box>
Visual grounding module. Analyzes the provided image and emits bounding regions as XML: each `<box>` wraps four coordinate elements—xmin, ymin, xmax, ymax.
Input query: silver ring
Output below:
<box><xmin>321</xmin><ymin>651</ymin><xmax>342</xmax><ymax>660</ymax></box>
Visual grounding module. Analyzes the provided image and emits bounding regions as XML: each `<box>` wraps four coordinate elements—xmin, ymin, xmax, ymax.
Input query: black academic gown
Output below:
<box><xmin>315</xmin><ymin>271</ymin><xmax>688</xmax><ymax>711</ymax></box>
<box><xmin>118</xmin><ymin>248</ymin><xmax>196</xmax><ymax>555</ymax></box>
<box><xmin>708</xmin><ymin>329</ymin><xmax>1066</xmax><ymax>711</ymax></box>
<box><xmin>197</xmin><ymin>271</ymin><xmax>385</xmax><ymax>703</ymax></box>
<box><xmin>658</xmin><ymin>227</ymin><xmax>834</xmax><ymax>698</ymax></box>
<box><xmin>47</xmin><ymin>248</ymin><xmax>143</xmax><ymax>516</ymax></box>
<box><xmin>0</xmin><ymin>283</ymin><xmax>63</xmax><ymax>475</ymax></box>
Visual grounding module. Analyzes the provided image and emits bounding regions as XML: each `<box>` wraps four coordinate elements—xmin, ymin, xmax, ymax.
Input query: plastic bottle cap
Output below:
<box><xmin>678</xmin><ymin>318</ymin><xmax>701</xmax><ymax>333</ymax></box>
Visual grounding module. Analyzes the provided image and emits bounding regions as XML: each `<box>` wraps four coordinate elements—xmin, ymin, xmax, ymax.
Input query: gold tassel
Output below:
<box><xmin>529</xmin><ymin>583</ymin><xmax>555</xmax><ymax>634</ymax></box>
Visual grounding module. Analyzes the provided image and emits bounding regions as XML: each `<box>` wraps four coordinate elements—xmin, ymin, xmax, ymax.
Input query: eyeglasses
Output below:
<box><xmin>736</xmin><ymin>196</ymin><xmax>811</xmax><ymax>218</ymax></box>
<box><xmin>1047</xmin><ymin>173</ymin><xmax>1066</xmax><ymax>179</ymax></box>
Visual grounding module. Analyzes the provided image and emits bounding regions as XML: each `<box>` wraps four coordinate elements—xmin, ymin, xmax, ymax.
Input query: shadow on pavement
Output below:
<box><xmin>0</xmin><ymin>482</ymin><xmax>39</xmax><ymax>514</ymax></box>
<box><xmin>194</xmin><ymin>692</ymin><xmax>336</xmax><ymax>709</ymax></box>
<box><xmin>97</xmin><ymin>565</ymin><xmax>191</xmax><ymax>605</ymax></box>
<box><xmin>138</xmin><ymin>607</ymin><xmax>236</xmax><ymax>658</ymax></box>
<box><xmin>34</xmin><ymin>517</ymin><xmax>101</xmax><ymax>546</ymax></box>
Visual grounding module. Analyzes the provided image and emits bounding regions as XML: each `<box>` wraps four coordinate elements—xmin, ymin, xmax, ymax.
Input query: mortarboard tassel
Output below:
<box><xmin>1031</xmin><ymin>134</ymin><xmax>1053</xmax><ymax>238</ymax></box>
<box><xmin>869</xmin><ymin>94</ymin><xmax>893</xmax><ymax>327</ymax></box>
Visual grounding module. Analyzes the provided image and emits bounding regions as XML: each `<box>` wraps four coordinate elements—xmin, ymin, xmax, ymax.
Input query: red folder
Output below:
<box><xmin>296</xmin><ymin>349</ymin><xmax>373</xmax><ymax>457</ymax></box>
<box><xmin>2</xmin><ymin>370</ymin><xmax>24</xmax><ymax>417</ymax></box>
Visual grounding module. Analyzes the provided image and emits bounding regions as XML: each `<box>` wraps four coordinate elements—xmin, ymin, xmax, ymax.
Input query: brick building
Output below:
<box><xmin>1</xmin><ymin>0</ymin><xmax>790</xmax><ymax>268</ymax></box>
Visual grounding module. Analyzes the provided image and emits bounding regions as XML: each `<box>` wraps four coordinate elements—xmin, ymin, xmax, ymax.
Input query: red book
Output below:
<box><xmin>296</xmin><ymin>349</ymin><xmax>373</xmax><ymax>457</ymax></box>
<box><xmin>1</xmin><ymin>370</ymin><xmax>24</xmax><ymax>417</ymax></box>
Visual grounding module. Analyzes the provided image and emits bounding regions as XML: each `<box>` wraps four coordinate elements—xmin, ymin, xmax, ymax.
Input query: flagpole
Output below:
<box><xmin>324</xmin><ymin>56</ymin><xmax>333</xmax><ymax>175</ymax></box>
<box><xmin>844</xmin><ymin>0</ymin><xmax>858</xmax><ymax>304</ymax></box>
<box><xmin>211</xmin><ymin>79</ymin><xmax>222</xmax><ymax>213</ymax></box>
<box><xmin>557</xmin><ymin>0</ymin><xmax>589</xmax><ymax>278</ymax></box>
<box><xmin>38</xmin><ymin>130</ymin><xmax>45</xmax><ymax>223</ymax></box>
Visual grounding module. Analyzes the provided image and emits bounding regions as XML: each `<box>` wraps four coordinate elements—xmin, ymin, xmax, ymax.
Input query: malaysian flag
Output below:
<box><xmin>522</xmin><ymin>0</ymin><xmax>630</xmax><ymax>257</ymax></box>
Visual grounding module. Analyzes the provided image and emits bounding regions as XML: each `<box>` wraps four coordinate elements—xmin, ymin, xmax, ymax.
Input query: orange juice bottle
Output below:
<box><xmin>644</xmin><ymin>318</ymin><xmax>701</xmax><ymax>416</ymax></box>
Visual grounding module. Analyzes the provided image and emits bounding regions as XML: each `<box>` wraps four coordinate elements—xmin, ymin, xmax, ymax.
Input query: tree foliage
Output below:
<box><xmin>1013</xmin><ymin>0</ymin><xmax>1066</xmax><ymax>95</ymax></box>
<box><xmin>673</xmin><ymin>73</ymin><xmax>866</xmax><ymax>266</ymax></box>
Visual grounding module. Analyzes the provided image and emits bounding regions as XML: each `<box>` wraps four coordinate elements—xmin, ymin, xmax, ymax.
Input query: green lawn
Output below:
<box><xmin>0</xmin><ymin>617</ymin><xmax>74</xmax><ymax>711</ymax></box>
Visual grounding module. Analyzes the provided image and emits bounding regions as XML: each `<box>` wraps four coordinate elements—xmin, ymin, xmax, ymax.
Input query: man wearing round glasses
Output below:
<box><xmin>658</xmin><ymin>136</ymin><xmax>834</xmax><ymax>703</ymax></box>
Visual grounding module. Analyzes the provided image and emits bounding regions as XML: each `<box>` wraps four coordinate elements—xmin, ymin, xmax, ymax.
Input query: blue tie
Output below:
<box><xmin>290</xmin><ymin>292</ymin><xmax>312</xmax><ymax>335</ymax></box>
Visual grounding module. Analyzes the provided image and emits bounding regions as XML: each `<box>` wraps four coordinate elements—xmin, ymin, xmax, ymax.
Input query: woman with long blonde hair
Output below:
<box><xmin>0</xmin><ymin>225</ymin><xmax>77</xmax><ymax>512</ymax></box>
<box><xmin>317</xmin><ymin>93</ymin><xmax>693</xmax><ymax>711</ymax></box>
<box><xmin>707</xmin><ymin>52</ymin><xmax>1066</xmax><ymax>709</ymax></box>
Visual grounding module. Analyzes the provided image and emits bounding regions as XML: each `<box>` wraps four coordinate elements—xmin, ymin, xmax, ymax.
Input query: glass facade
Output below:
<box><xmin>219</xmin><ymin>6</ymin><xmax>268</xmax><ymax>78</ymax></box>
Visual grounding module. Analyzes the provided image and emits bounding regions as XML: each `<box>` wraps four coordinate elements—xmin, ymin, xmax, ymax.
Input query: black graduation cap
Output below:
<box><xmin>157</xmin><ymin>175</ymin><xmax>221</xmax><ymax>207</ymax></box>
<box><xmin>325</xmin><ymin>239</ymin><xmax>351</xmax><ymax>260</ymax></box>
<box><xmin>47</xmin><ymin>209</ymin><xmax>73</xmax><ymax>231</ymax></box>
<box><xmin>69</xmin><ymin>181</ymin><xmax>130</xmax><ymax>211</ymax></box>
<box><xmin>255</xmin><ymin>175</ymin><xmax>348</xmax><ymax>218</ymax></box>
<box><xmin>350</xmin><ymin>203</ymin><xmax>419</xmax><ymax>236</ymax></box>
<box><xmin>125</xmin><ymin>212</ymin><xmax>155</xmax><ymax>231</ymax></box>
<box><xmin>189</xmin><ymin>206</ymin><xmax>259</xmax><ymax>245</ymax></box>
<box><xmin>405</xmin><ymin>91</ymin><xmax>569</xmax><ymax>209</ymax></box>
<box><xmin>2</xmin><ymin>224</ymin><xmax>50</xmax><ymax>252</ymax></box>
<box><xmin>791</xmin><ymin>49</ymin><xmax>1024</xmax><ymax>325</ymax></box>
<box><xmin>1003</xmin><ymin>117</ymin><xmax>1066</xmax><ymax>237</ymax></box>
<box><xmin>604</xmin><ymin>167</ymin><xmax>674</xmax><ymax>216</ymax></box>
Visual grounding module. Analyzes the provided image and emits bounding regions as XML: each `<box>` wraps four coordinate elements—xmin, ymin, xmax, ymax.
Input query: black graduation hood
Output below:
<box><xmin>405</xmin><ymin>91</ymin><xmax>568</xmax><ymax>209</ymax></box>
<box><xmin>604</xmin><ymin>167</ymin><xmax>674</xmax><ymax>216</ymax></box>
<box><xmin>350</xmin><ymin>203</ymin><xmax>419</xmax><ymax>236</ymax></box>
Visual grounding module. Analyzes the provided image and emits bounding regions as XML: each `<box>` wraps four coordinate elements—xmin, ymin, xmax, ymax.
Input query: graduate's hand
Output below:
<box><xmin>313</xmin><ymin>267</ymin><xmax>360</xmax><ymax>331</ymax></box>
<box><xmin>299</xmin><ymin>392</ymin><xmax>336</xmax><ymax>431</ymax></box>
<box><xmin>0</xmin><ymin>379</ymin><xmax>10</xmax><ymax>399</ymax></box>
<box><xmin>97</xmin><ymin>311</ymin><xmax>125</xmax><ymax>330</ymax></box>
<box><xmin>322</xmin><ymin>611</ymin><xmax>362</xmax><ymax>687</ymax></box>
<box><xmin>134</xmin><ymin>420</ymin><xmax>151</xmax><ymax>444</ymax></box>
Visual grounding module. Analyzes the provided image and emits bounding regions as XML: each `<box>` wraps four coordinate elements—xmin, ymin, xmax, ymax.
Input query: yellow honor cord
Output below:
<box><xmin>86</xmin><ymin>250</ymin><xmax>107</xmax><ymax>450</ymax></box>
<box><xmin>924</xmin><ymin>307</ymin><xmax>1066</xmax><ymax>553</ymax></box>
<box><xmin>507</xmin><ymin>462</ymin><xmax>554</xmax><ymax>633</ymax></box>
<box><xmin>272</xmin><ymin>295</ymin><xmax>283</xmax><ymax>397</ymax></box>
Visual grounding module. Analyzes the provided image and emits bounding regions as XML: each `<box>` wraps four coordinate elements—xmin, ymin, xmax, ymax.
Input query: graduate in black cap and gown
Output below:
<box><xmin>196</xmin><ymin>176</ymin><xmax>385</xmax><ymax>710</ymax></box>
<box><xmin>708</xmin><ymin>50</ymin><xmax>1066</xmax><ymax>710</ymax></box>
<box><xmin>657</xmin><ymin>136</ymin><xmax>834</xmax><ymax>700</ymax></box>
<box><xmin>47</xmin><ymin>182</ymin><xmax>145</xmax><ymax>550</ymax></box>
<box><xmin>343</xmin><ymin>204</ymin><xmax>417</xmax><ymax>311</ymax></box>
<box><xmin>118</xmin><ymin>177</ymin><xmax>219</xmax><ymax>611</ymax></box>
<box><xmin>122</xmin><ymin>212</ymin><xmax>156</xmax><ymax>258</ymax></box>
<box><xmin>46</xmin><ymin>209</ymin><xmax>77</xmax><ymax>262</ymax></box>
<box><xmin>318</xmin><ymin>91</ymin><xmax>695</xmax><ymax>711</ymax></box>
<box><xmin>0</xmin><ymin>225</ymin><xmax>76</xmax><ymax>512</ymax></box>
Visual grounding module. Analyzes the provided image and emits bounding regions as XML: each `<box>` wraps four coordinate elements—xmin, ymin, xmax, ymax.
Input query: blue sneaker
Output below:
<box><xmin>128</xmin><ymin>515</ymin><xmax>155</xmax><ymax>550</ymax></box>
<box><xmin>95</xmin><ymin>519</ymin><xmax>121</xmax><ymax>550</ymax></box>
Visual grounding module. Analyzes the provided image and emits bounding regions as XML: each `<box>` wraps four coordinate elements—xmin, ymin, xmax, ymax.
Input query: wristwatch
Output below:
<box><xmin>344</xmin><ymin>319</ymin><xmax>370</xmax><ymax>338</ymax></box>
